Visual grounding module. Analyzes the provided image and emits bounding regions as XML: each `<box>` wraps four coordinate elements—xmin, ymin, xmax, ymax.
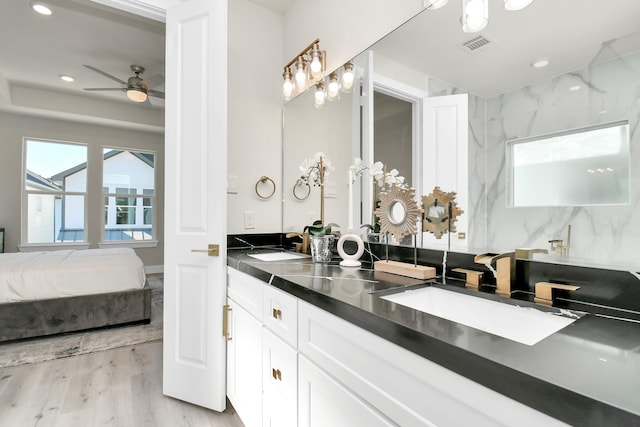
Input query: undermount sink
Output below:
<box><xmin>247</xmin><ymin>252</ymin><xmax>309</xmax><ymax>261</ymax></box>
<box><xmin>381</xmin><ymin>286</ymin><xmax>579</xmax><ymax>346</ymax></box>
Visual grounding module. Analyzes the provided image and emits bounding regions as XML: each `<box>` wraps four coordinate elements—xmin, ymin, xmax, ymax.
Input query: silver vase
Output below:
<box><xmin>309</xmin><ymin>235</ymin><xmax>335</xmax><ymax>263</ymax></box>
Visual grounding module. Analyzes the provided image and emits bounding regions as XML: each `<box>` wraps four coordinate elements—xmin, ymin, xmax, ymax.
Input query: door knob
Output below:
<box><xmin>191</xmin><ymin>244</ymin><xmax>220</xmax><ymax>257</ymax></box>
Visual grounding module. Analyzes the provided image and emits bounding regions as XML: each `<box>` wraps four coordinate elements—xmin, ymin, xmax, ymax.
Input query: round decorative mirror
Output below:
<box><xmin>422</xmin><ymin>186</ymin><xmax>463</xmax><ymax>239</ymax></box>
<box><xmin>388</xmin><ymin>201</ymin><xmax>407</xmax><ymax>225</ymax></box>
<box><xmin>374</xmin><ymin>184</ymin><xmax>422</xmax><ymax>242</ymax></box>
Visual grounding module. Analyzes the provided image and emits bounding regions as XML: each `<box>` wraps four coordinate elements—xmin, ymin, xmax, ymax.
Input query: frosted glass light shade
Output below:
<box><xmin>127</xmin><ymin>88</ymin><xmax>147</xmax><ymax>103</ymax></box>
<box><xmin>504</xmin><ymin>0</ymin><xmax>534</xmax><ymax>10</ymax></box>
<box><xmin>462</xmin><ymin>0</ymin><xmax>488</xmax><ymax>33</ymax></box>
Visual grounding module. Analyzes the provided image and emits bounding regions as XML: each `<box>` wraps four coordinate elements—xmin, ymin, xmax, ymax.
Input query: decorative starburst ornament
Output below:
<box><xmin>421</xmin><ymin>186</ymin><xmax>464</xmax><ymax>239</ymax></box>
<box><xmin>374</xmin><ymin>184</ymin><xmax>423</xmax><ymax>242</ymax></box>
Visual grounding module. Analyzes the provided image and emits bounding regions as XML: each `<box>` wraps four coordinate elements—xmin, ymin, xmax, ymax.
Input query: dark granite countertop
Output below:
<box><xmin>227</xmin><ymin>249</ymin><xmax>640</xmax><ymax>426</ymax></box>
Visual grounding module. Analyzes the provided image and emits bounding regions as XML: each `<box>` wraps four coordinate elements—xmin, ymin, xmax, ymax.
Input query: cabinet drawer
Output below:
<box><xmin>227</xmin><ymin>267</ymin><xmax>263</xmax><ymax>319</ymax></box>
<box><xmin>263</xmin><ymin>285</ymin><xmax>297</xmax><ymax>347</ymax></box>
<box><xmin>263</xmin><ymin>328</ymin><xmax>297</xmax><ymax>427</ymax></box>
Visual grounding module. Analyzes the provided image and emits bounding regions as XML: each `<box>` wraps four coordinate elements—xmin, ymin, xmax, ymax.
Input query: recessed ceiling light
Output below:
<box><xmin>59</xmin><ymin>75</ymin><xmax>75</xmax><ymax>82</ymax></box>
<box><xmin>31</xmin><ymin>2</ymin><xmax>53</xmax><ymax>16</ymax></box>
<box><xmin>569</xmin><ymin>85</ymin><xmax>581</xmax><ymax>91</ymax></box>
<box><xmin>531</xmin><ymin>58</ymin><xmax>550</xmax><ymax>68</ymax></box>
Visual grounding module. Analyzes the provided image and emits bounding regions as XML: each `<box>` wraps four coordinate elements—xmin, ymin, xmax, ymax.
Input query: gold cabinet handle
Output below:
<box><xmin>191</xmin><ymin>244</ymin><xmax>220</xmax><ymax>257</ymax></box>
<box><xmin>272</xmin><ymin>368</ymin><xmax>282</xmax><ymax>381</ymax></box>
<box><xmin>223</xmin><ymin>305</ymin><xmax>232</xmax><ymax>341</ymax></box>
<box><xmin>272</xmin><ymin>308</ymin><xmax>282</xmax><ymax>319</ymax></box>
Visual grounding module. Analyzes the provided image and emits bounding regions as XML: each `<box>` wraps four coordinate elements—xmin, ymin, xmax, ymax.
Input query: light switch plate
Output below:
<box><xmin>227</xmin><ymin>175</ymin><xmax>238</xmax><ymax>194</ymax></box>
<box><xmin>244</xmin><ymin>211</ymin><xmax>255</xmax><ymax>229</ymax></box>
<box><xmin>324</xmin><ymin>182</ymin><xmax>337</xmax><ymax>198</ymax></box>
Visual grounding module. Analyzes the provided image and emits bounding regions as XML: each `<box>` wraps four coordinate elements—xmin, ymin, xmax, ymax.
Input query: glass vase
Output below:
<box><xmin>310</xmin><ymin>235</ymin><xmax>335</xmax><ymax>263</ymax></box>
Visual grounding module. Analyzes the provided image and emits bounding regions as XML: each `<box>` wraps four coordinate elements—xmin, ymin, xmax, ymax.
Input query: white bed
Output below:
<box><xmin>0</xmin><ymin>247</ymin><xmax>151</xmax><ymax>342</ymax></box>
<box><xmin>0</xmin><ymin>247</ymin><xmax>146</xmax><ymax>303</ymax></box>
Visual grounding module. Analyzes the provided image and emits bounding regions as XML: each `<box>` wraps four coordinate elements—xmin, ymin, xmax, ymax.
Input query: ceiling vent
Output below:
<box><xmin>461</xmin><ymin>35</ymin><xmax>492</xmax><ymax>53</ymax></box>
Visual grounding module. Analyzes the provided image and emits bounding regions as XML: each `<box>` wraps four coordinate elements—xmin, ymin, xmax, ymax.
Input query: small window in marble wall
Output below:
<box><xmin>506</xmin><ymin>120</ymin><xmax>630</xmax><ymax>207</ymax></box>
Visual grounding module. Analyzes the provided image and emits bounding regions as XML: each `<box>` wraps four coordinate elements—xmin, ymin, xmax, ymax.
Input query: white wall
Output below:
<box><xmin>227</xmin><ymin>0</ymin><xmax>285</xmax><ymax>234</ymax></box>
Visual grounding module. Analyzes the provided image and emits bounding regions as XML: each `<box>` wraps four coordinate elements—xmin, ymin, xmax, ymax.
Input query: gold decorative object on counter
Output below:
<box><xmin>422</xmin><ymin>187</ymin><xmax>463</xmax><ymax>239</ymax></box>
<box><xmin>373</xmin><ymin>184</ymin><xmax>435</xmax><ymax>279</ymax></box>
<box><xmin>255</xmin><ymin>175</ymin><xmax>276</xmax><ymax>199</ymax></box>
<box><xmin>374</xmin><ymin>184</ymin><xmax>422</xmax><ymax>242</ymax></box>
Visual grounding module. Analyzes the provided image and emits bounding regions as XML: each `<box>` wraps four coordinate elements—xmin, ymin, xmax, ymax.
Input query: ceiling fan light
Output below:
<box><xmin>127</xmin><ymin>87</ymin><xmax>147</xmax><ymax>103</ymax></box>
<box><xmin>504</xmin><ymin>0</ymin><xmax>534</xmax><ymax>11</ymax></box>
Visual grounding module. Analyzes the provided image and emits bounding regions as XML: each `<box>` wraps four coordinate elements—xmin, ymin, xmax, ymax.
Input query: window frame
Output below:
<box><xmin>100</xmin><ymin>146</ymin><xmax>157</xmax><ymax>246</ymax></box>
<box><xmin>20</xmin><ymin>137</ymin><xmax>89</xmax><ymax>249</ymax></box>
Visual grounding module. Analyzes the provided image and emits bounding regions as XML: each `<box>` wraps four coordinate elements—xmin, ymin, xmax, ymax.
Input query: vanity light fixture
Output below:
<box><xmin>340</xmin><ymin>62</ymin><xmax>355</xmax><ymax>93</ymax></box>
<box><xmin>282</xmin><ymin>39</ymin><xmax>325</xmax><ymax>98</ymax></box>
<box><xmin>423</xmin><ymin>0</ymin><xmax>450</xmax><ymax>9</ymax></box>
<box><xmin>294</xmin><ymin>56</ymin><xmax>308</xmax><ymax>92</ymax></box>
<box><xmin>282</xmin><ymin>67</ymin><xmax>294</xmax><ymax>101</ymax></box>
<box><xmin>462</xmin><ymin>0</ymin><xmax>489</xmax><ymax>33</ymax></box>
<box><xmin>31</xmin><ymin>2</ymin><xmax>53</xmax><ymax>15</ymax></box>
<box><xmin>327</xmin><ymin>72</ymin><xmax>340</xmax><ymax>101</ymax></box>
<box><xmin>59</xmin><ymin>74</ymin><xmax>75</xmax><ymax>82</ymax></box>
<box><xmin>504</xmin><ymin>0</ymin><xmax>534</xmax><ymax>11</ymax></box>
<box><xmin>314</xmin><ymin>82</ymin><xmax>327</xmax><ymax>109</ymax></box>
<box><xmin>425</xmin><ymin>0</ymin><xmax>536</xmax><ymax>32</ymax></box>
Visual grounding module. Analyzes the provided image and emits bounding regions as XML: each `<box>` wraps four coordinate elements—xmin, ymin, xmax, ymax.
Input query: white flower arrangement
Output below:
<box><xmin>298</xmin><ymin>152</ymin><xmax>334</xmax><ymax>187</ymax></box>
<box><xmin>349</xmin><ymin>157</ymin><xmax>407</xmax><ymax>188</ymax></box>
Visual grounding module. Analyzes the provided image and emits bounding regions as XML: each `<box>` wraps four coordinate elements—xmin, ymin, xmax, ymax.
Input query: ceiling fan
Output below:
<box><xmin>83</xmin><ymin>64</ymin><xmax>165</xmax><ymax>104</ymax></box>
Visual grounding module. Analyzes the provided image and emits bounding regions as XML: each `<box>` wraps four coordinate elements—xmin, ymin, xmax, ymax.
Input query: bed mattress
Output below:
<box><xmin>0</xmin><ymin>248</ymin><xmax>146</xmax><ymax>303</ymax></box>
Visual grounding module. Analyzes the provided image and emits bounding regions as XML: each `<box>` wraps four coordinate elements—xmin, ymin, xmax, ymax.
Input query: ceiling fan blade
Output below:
<box><xmin>144</xmin><ymin>74</ymin><xmax>164</xmax><ymax>88</ymax></box>
<box><xmin>148</xmin><ymin>89</ymin><xmax>165</xmax><ymax>99</ymax></box>
<box><xmin>84</xmin><ymin>87</ymin><xmax>127</xmax><ymax>92</ymax></box>
<box><xmin>83</xmin><ymin>65</ymin><xmax>126</xmax><ymax>85</ymax></box>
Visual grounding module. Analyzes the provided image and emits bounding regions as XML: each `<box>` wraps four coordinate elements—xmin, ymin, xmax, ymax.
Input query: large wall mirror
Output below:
<box><xmin>283</xmin><ymin>0</ymin><xmax>640</xmax><ymax>271</ymax></box>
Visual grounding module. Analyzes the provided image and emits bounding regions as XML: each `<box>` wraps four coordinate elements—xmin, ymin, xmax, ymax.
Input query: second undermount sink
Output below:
<box><xmin>381</xmin><ymin>287</ymin><xmax>579</xmax><ymax>346</ymax></box>
<box><xmin>247</xmin><ymin>252</ymin><xmax>309</xmax><ymax>261</ymax></box>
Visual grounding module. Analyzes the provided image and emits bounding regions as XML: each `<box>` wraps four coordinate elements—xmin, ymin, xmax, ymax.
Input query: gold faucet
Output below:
<box><xmin>474</xmin><ymin>252</ymin><xmax>516</xmax><ymax>297</ymax></box>
<box><xmin>534</xmin><ymin>282</ymin><xmax>580</xmax><ymax>306</ymax></box>
<box><xmin>549</xmin><ymin>224</ymin><xmax>571</xmax><ymax>256</ymax></box>
<box><xmin>515</xmin><ymin>248</ymin><xmax>548</xmax><ymax>259</ymax></box>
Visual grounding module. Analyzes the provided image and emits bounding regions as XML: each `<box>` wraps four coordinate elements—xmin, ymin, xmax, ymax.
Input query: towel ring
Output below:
<box><xmin>255</xmin><ymin>176</ymin><xmax>276</xmax><ymax>199</ymax></box>
<box><xmin>293</xmin><ymin>179</ymin><xmax>311</xmax><ymax>201</ymax></box>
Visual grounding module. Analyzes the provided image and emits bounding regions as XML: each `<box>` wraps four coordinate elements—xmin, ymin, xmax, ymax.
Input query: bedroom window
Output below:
<box><xmin>102</xmin><ymin>148</ymin><xmax>155</xmax><ymax>241</ymax></box>
<box><xmin>23</xmin><ymin>139</ymin><xmax>88</xmax><ymax>244</ymax></box>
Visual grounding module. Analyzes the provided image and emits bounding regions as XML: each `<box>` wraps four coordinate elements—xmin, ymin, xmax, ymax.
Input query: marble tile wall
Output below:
<box><xmin>431</xmin><ymin>53</ymin><xmax>640</xmax><ymax>271</ymax></box>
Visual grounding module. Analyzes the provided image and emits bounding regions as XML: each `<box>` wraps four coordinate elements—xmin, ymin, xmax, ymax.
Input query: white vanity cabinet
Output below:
<box><xmin>228</xmin><ymin>267</ymin><xmax>567</xmax><ymax>427</ymax></box>
<box><xmin>227</xmin><ymin>268</ymin><xmax>298</xmax><ymax>427</ymax></box>
<box><xmin>297</xmin><ymin>300</ymin><xmax>568</xmax><ymax>427</ymax></box>
<box><xmin>226</xmin><ymin>269</ymin><xmax>264</xmax><ymax>427</ymax></box>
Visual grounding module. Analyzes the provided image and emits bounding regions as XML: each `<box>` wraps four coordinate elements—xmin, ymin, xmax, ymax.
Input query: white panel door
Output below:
<box><xmin>421</xmin><ymin>93</ymin><xmax>468</xmax><ymax>252</ymax></box>
<box><xmin>163</xmin><ymin>0</ymin><xmax>228</xmax><ymax>411</ymax></box>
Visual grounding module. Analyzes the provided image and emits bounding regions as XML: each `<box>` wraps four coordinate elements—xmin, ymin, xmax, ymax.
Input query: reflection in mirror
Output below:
<box><xmin>388</xmin><ymin>201</ymin><xmax>407</xmax><ymax>225</ymax></box>
<box><xmin>283</xmin><ymin>0</ymin><xmax>640</xmax><ymax>270</ymax></box>
<box><xmin>507</xmin><ymin>121</ymin><xmax>630</xmax><ymax>207</ymax></box>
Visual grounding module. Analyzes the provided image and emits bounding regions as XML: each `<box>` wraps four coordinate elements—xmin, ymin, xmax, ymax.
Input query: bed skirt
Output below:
<box><xmin>0</xmin><ymin>284</ymin><xmax>151</xmax><ymax>342</ymax></box>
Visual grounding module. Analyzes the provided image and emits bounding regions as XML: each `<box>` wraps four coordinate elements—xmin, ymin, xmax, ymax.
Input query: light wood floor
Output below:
<box><xmin>0</xmin><ymin>341</ymin><xmax>245</xmax><ymax>427</ymax></box>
